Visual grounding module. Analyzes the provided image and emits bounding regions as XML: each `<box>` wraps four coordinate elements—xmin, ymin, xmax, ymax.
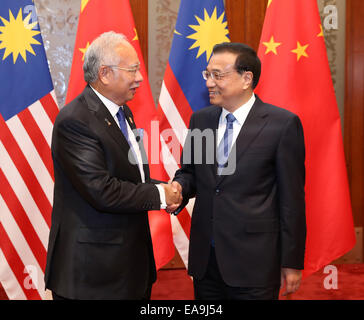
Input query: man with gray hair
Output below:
<box><xmin>45</xmin><ymin>31</ymin><xmax>182</xmax><ymax>300</ymax></box>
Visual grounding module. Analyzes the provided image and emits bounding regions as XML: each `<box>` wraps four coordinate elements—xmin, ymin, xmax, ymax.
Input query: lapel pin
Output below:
<box><xmin>104</xmin><ymin>118</ymin><xmax>112</xmax><ymax>126</ymax></box>
<box><xmin>129</xmin><ymin>117</ymin><xmax>133</xmax><ymax>124</ymax></box>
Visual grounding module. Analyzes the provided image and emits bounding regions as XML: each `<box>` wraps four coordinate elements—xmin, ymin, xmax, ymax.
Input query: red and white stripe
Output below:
<box><xmin>158</xmin><ymin>63</ymin><xmax>195</xmax><ymax>267</ymax></box>
<box><xmin>0</xmin><ymin>91</ymin><xmax>58</xmax><ymax>300</ymax></box>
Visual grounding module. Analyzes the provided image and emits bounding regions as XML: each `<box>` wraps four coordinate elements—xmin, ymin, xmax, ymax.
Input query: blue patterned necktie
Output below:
<box><xmin>116</xmin><ymin>107</ymin><xmax>139</xmax><ymax>166</ymax></box>
<box><xmin>116</xmin><ymin>107</ymin><xmax>130</xmax><ymax>144</ymax></box>
<box><xmin>217</xmin><ymin>113</ymin><xmax>236</xmax><ymax>175</ymax></box>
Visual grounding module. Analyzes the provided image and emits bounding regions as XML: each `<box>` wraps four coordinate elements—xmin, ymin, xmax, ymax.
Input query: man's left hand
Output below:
<box><xmin>280</xmin><ymin>268</ymin><xmax>302</xmax><ymax>296</ymax></box>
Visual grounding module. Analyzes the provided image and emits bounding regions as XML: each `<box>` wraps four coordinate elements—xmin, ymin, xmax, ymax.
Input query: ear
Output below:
<box><xmin>242</xmin><ymin>71</ymin><xmax>253</xmax><ymax>90</ymax></box>
<box><xmin>98</xmin><ymin>65</ymin><xmax>112</xmax><ymax>85</ymax></box>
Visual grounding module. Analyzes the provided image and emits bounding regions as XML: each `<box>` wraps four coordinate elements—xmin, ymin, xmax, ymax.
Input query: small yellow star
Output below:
<box><xmin>317</xmin><ymin>24</ymin><xmax>324</xmax><ymax>37</ymax></box>
<box><xmin>79</xmin><ymin>42</ymin><xmax>90</xmax><ymax>61</ymax></box>
<box><xmin>291</xmin><ymin>41</ymin><xmax>309</xmax><ymax>61</ymax></box>
<box><xmin>81</xmin><ymin>0</ymin><xmax>90</xmax><ymax>13</ymax></box>
<box><xmin>133</xmin><ymin>28</ymin><xmax>138</xmax><ymax>41</ymax></box>
<box><xmin>267</xmin><ymin>0</ymin><xmax>273</xmax><ymax>8</ymax></box>
<box><xmin>262</xmin><ymin>36</ymin><xmax>281</xmax><ymax>55</ymax></box>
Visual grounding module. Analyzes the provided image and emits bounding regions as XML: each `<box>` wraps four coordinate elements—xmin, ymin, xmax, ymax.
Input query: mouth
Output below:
<box><xmin>209</xmin><ymin>91</ymin><xmax>219</xmax><ymax>97</ymax></box>
<box><xmin>130</xmin><ymin>86</ymin><xmax>139</xmax><ymax>94</ymax></box>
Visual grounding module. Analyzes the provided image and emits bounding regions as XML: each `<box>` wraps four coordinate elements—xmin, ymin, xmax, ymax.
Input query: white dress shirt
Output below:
<box><xmin>91</xmin><ymin>86</ymin><xmax>146</xmax><ymax>182</ymax></box>
<box><xmin>217</xmin><ymin>93</ymin><xmax>256</xmax><ymax>151</ymax></box>
<box><xmin>90</xmin><ymin>86</ymin><xmax>167</xmax><ymax>209</ymax></box>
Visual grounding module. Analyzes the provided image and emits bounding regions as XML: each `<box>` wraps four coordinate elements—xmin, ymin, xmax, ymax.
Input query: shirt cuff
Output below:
<box><xmin>156</xmin><ymin>184</ymin><xmax>167</xmax><ymax>209</ymax></box>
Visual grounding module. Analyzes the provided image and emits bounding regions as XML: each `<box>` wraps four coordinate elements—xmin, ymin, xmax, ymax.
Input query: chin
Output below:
<box><xmin>209</xmin><ymin>97</ymin><xmax>219</xmax><ymax>106</ymax></box>
<box><xmin>124</xmin><ymin>93</ymin><xmax>133</xmax><ymax>102</ymax></box>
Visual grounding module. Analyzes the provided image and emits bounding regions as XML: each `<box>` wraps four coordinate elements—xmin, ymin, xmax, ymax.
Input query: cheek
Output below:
<box><xmin>117</xmin><ymin>78</ymin><xmax>131</xmax><ymax>91</ymax></box>
<box><xmin>225</xmin><ymin>84</ymin><xmax>242</xmax><ymax>96</ymax></box>
<box><xmin>217</xmin><ymin>84</ymin><xmax>230</xmax><ymax>96</ymax></box>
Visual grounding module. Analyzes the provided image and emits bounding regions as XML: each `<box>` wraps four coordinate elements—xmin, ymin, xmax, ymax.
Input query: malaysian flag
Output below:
<box><xmin>0</xmin><ymin>0</ymin><xmax>58</xmax><ymax>299</ymax></box>
<box><xmin>157</xmin><ymin>0</ymin><xmax>230</xmax><ymax>266</ymax></box>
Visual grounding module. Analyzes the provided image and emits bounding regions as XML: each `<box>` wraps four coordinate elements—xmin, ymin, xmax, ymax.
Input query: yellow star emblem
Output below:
<box><xmin>81</xmin><ymin>0</ymin><xmax>90</xmax><ymax>13</ymax></box>
<box><xmin>267</xmin><ymin>0</ymin><xmax>273</xmax><ymax>8</ymax></box>
<box><xmin>79</xmin><ymin>42</ymin><xmax>90</xmax><ymax>61</ymax></box>
<box><xmin>317</xmin><ymin>24</ymin><xmax>324</xmax><ymax>37</ymax></box>
<box><xmin>174</xmin><ymin>29</ymin><xmax>182</xmax><ymax>36</ymax></box>
<box><xmin>132</xmin><ymin>28</ymin><xmax>138</xmax><ymax>41</ymax></box>
<box><xmin>262</xmin><ymin>36</ymin><xmax>281</xmax><ymax>55</ymax></box>
<box><xmin>291</xmin><ymin>41</ymin><xmax>309</xmax><ymax>61</ymax></box>
<box><xmin>0</xmin><ymin>8</ymin><xmax>41</xmax><ymax>63</ymax></box>
<box><xmin>187</xmin><ymin>7</ymin><xmax>230</xmax><ymax>62</ymax></box>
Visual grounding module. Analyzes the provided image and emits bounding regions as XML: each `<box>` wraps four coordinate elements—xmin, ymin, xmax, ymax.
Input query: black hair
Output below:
<box><xmin>212</xmin><ymin>42</ymin><xmax>261</xmax><ymax>89</ymax></box>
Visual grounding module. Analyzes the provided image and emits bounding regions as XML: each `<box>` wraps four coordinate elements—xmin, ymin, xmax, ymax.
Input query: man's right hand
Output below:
<box><xmin>162</xmin><ymin>181</ymin><xmax>182</xmax><ymax>213</ymax></box>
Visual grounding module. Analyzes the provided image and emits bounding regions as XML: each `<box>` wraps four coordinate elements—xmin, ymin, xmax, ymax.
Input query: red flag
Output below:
<box><xmin>255</xmin><ymin>0</ymin><xmax>355</xmax><ymax>277</ymax></box>
<box><xmin>66</xmin><ymin>0</ymin><xmax>174</xmax><ymax>269</ymax></box>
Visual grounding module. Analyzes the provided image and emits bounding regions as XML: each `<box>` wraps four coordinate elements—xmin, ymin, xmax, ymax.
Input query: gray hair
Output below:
<box><xmin>83</xmin><ymin>31</ymin><xmax>128</xmax><ymax>83</ymax></box>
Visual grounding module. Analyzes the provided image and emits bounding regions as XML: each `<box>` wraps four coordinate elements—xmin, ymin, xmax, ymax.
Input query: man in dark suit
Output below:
<box><xmin>45</xmin><ymin>31</ymin><xmax>181</xmax><ymax>300</ymax></box>
<box><xmin>170</xmin><ymin>42</ymin><xmax>306</xmax><ymax>300</ymax></box>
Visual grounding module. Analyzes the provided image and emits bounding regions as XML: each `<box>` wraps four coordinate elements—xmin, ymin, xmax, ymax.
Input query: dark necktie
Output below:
<box><xmin>217</xmin><ymin>113</ymin><xmax>236</xmax><ymax>175</ymax></box>
<box><xmin>116</xmin><ymin>107</ymin><xmax>130</xmax><ymax>144</ymax></box>
<box><xmin>116</xmin><ymin>106</ymin><xmax>140</xmax><ymax>167</ymax></box>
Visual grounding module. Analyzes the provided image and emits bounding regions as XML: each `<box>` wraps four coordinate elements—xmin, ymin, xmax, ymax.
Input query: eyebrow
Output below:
<box><xmin>129</xmin><ymin>62</ymin><xmax>140</xmax><ymax>68</ymax></box>
<box><xmin>206</xmin><ymin>68</ymin><xmax>223</xmax><ymax>72</ymax></box>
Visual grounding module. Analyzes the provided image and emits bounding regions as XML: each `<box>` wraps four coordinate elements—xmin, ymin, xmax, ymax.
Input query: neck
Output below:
<box><xmin>223</xmin><ymin>91</ymin><xmax>253</xmax><ymax>113</ymax></box>
<box><xmin>90</xmin><ymin>82</ymin><xmax>124</xmax><ymax>106</ymax></box>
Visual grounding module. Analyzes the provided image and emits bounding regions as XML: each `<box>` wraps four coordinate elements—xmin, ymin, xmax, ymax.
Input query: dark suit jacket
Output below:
<box><xmin>45</xmin><ymin>85</ymin><xmax>160</xmax><ymax>299</ymax></box>
<box><xmin>174</xmin><ymin>96</ymin><xmax>306</xmax><ymax>288</ymax></box>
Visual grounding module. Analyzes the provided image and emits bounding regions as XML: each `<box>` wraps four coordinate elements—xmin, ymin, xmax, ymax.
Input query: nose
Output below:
<box><xmin>135</xmin><ymin>69</ymin><xmax>143</xmax><ymax>82</ymax></box>
<box><xmin>206</xmin><ymin>76</ymin><xmax>216</xmax><ymax>88</ymax></box>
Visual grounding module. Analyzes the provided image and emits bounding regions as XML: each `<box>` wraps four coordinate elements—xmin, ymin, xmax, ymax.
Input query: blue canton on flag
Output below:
<box><xmin>0</xmin><ymin>0</ymin><xmax>53</xmax><ymax>121</ymax></box>
<box><xmin>169</xmin><ymin>0</ymin><xmax>229</xmax><ymax>112</ymax></box>
<box><xmin>0</xmin><ymin>0</ymin><xmax>58</xmax><ymax>300</ymax></box>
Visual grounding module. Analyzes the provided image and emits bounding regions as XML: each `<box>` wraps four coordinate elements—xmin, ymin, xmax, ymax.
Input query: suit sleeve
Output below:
<box><xmin>276</xmin><ymin>115</ymin><xmax>306</xmax><ymax>269</ymax></box>
<box><xmin>173</xmin><ymin>114</ymin><xmax>197</xmax><ymax>208</ymax></box>
<box><xmin>52</xmin><ymin>116</ymin><xmax>160</xmax><ymax>214</ymax></box>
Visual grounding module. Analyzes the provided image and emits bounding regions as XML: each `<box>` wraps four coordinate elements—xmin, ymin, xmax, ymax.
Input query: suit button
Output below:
<box><xmin>215</xmin><ymin>188</ymin><xmax>220</xmax><ymax>195</ymax></box>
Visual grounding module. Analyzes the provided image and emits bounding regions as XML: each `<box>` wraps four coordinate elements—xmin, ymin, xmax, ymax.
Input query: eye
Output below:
<box><xmin>212</xmin><ymin>71</ymin><xmax>222</xmax><ymax>80</ymax></box>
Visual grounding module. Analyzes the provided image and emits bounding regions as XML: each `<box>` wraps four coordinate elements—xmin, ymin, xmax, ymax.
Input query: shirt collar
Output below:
<box><xmin>90</xmin><ymin>85</ymin><xmax>121</xmax><ymax>118</ymax></box>
<box><xmin>220</xmin><ymin>93</ymin><xmax>256</xmax><ymax>125</ymax></box>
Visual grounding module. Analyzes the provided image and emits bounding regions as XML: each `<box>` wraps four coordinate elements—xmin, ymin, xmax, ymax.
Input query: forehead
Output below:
<box><xmin>115</xmin><ymin>41</ymin><xmax>139</xmax><ymax>65</ymax></box>
<box><xmin>207</xmin><ymin>51</ymin><xmax>238</xmax><ymax>70</ymax></box>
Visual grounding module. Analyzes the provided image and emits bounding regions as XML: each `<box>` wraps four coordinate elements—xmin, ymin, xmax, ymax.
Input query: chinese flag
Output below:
<box><xmin>255</xmin><ymin>0</ymin><xmax>355</xmax><ymax>277</ymax></box>
<box><xmin>66</xmin><ymin>0</ymin><xmax>174</xmax><ymax>269</ymax></box>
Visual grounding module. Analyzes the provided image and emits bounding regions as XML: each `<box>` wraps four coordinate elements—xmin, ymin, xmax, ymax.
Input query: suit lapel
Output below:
<box><xmin>123</xmin><ymin>104</ymin><xmax>151</xmax><ymax>182</ymax></box>
<box><xmin>83</xmin><ymin>86</ymin><xmax>129</xmax><ymax>148</ymax></box>
<box><xmin>234</xmin><ymin>96</ymin><xmax>268</xmax><ymax>162</ymax></box>
<box><xmin>216</xmin><ymin>96</ymin><xmax>268</xmax><ymax>185</ymax></box>
<box><xmin>82</xmin><ymin>86</ymin><xmax>141</xmax><ymax>179</ymax></box>
<box><xmin>210</xmin><ymin>107</ymin><xmax>222</xmax><ymax>180</ymax></box>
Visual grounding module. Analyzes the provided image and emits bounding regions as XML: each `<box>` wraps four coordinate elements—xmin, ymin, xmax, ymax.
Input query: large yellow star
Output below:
<box><xmin>79</xmin><ymin>42</ymin><xmax>90</xmax><ymax>61</ymax></box>
<box><xmin>0</xmin><ymin>8</ymin><xmax>41</xmax><ymax>63</ymax></box>
<box><xmin>291</xmin><ymin>41</ymin><xmax>309</xmax><ymax>61</ymax></box>
<box><xmin>262</xmin><ymin>36</ymin><xmax>281</xmax><ymax>55</ymax></box>
<box><xmin>187</xmin><ymin>7</ymin><xmax>230</xmax><ymax>62</ymax></box>
<box><xmin>317</xmin><ymin>24</ymin><xmax>324</xmax><ymax>37</ymax></box>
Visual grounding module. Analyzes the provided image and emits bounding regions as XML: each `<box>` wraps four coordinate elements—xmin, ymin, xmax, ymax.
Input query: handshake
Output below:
<box><xmin>161</xmin><ymin>181</ymin><xmax>183</xmax><ymax>214</ymax></box>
